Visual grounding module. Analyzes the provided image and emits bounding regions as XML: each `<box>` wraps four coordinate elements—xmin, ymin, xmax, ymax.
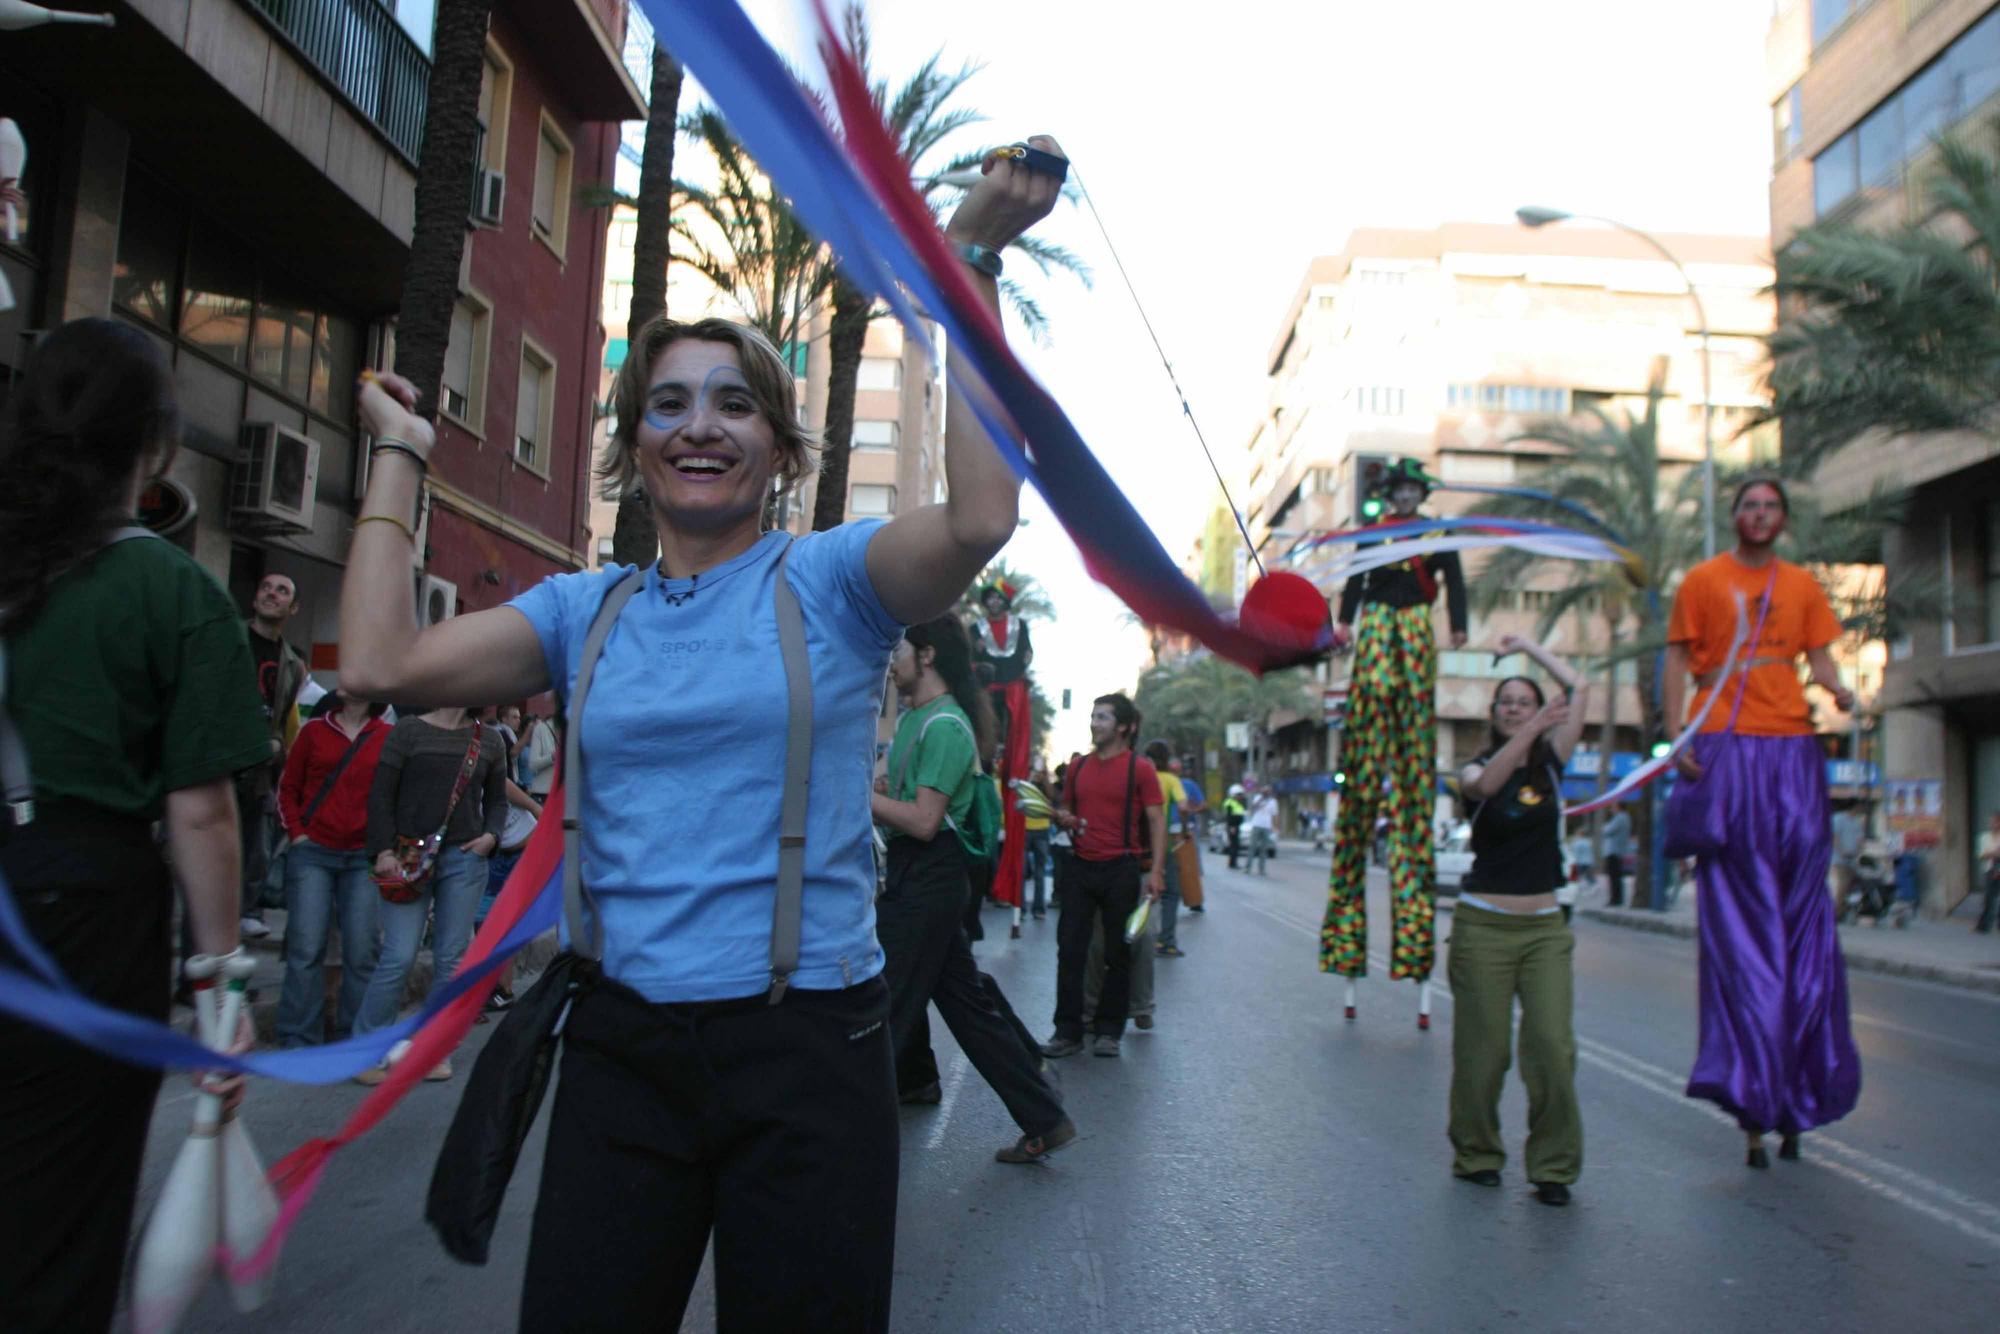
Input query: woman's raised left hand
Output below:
<box><xmin>944</xmin><ymin>135</ymin><xmax>1066</xmax><ymax>253</ymax></box>
<box><xmin>357</xmin><ymin>370</ymin><xmax>435</xmax><ymax>460</ymax></box>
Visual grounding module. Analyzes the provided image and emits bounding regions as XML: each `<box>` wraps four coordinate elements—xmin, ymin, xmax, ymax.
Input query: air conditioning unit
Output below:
<box><xmin>472</xmin><ymin>169</ymin><xmax>505</xmax><ymax>226</ymax></box>
<box><xmin>231</xmin><ymin>423</ymin><xmax>320</xmax><ymax>534</ymax></box>
<box><xmin>418</xmin><ymin>573</ymin><xmax>458</xmax><ymax>627</ymax></box>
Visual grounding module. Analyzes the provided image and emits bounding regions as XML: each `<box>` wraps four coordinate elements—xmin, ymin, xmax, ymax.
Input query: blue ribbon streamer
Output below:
<box><xmin>0</xmin><ymin>865</ymin><xmax>559</xmax><ymax>1084</ymax></box>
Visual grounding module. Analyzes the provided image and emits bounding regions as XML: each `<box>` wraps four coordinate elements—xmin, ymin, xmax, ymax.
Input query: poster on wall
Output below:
<box><xmin>1885</xmin><ymin>779</ymin><xmax>1944</xmax><ymax>849</ymax></box>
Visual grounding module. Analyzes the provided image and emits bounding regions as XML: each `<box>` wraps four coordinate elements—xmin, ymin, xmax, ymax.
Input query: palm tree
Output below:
<box><xmin>390</xmin><ymin>0</ymin><xmax>495</xmax><ymax>419</ymax></box>
<box><xmin>1765</xmin><ymin>118</ymin><xmax>2000</xmax><ymax>462</ymax></box>
<box><xmin>672</xmin><ymin>105</ymin><xmax>838</xmax><ymax>356</ymax></box>
<box><xmin>1473</xmin><ymin>384</ymin><xmax>1920</xmax><ymax>903</ymax></box>
<box><xmin>810</xmin><ymin>3</ymin><xmax>1090</xmax><ymax>531</ymax></box>
<box><xmin>1135</xmin><ymin>653</ymin><xmax>1315</xmax><ymax>784</ymax></box>
<box><xmin>610</xmin><ymin>44</ymin><xmax>686</xmax><ymax>570</ymax></box>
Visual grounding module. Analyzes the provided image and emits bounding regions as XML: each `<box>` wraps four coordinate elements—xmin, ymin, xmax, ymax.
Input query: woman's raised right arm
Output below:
<box><xmin>341</xmin><ymin>373</ymin><xmax>549</xmax><ymax>707</ymax></box>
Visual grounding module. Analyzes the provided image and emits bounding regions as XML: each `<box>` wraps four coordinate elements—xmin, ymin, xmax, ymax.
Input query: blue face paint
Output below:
<box><xmin>642</xmin><ymin>364</ymin><xmax>754</xmax><ymax>435</ymax></box>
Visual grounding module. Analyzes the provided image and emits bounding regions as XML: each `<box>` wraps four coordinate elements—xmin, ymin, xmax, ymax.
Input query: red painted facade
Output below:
<box><xmin>425</xmin><ymin>4</ymin><xmax>627</xmax><ymax>588</ymax></box>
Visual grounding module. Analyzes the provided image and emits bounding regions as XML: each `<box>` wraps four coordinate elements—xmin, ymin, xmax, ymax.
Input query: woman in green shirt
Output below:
<box><xmin>0</xmin><ymin>319</ymin><xmax>270</xmax><ymax>1331</ymax></box>
<box><xmin>871</xmin><ymin>615</ymin><xmax>1072</xmax><ymax>1163</ymax></box>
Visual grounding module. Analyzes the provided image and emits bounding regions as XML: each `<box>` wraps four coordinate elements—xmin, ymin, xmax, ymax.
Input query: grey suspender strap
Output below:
<box><xmin>561</xmin><ymin>569</ymin><xmax>644</xmax><ymax>961</ymax></box>
<box><xmin>0</xmin><ymin>526</ymin><xmax>159</xmax><ymax>827</ymax></box>
<box><xmin>560</xmin><ymin>539</ymin><xmax>812</xmax><ymax>1006</ymax></box>
<box><xmin>769</xmin><ymin>540</ymin><xmax>812</xmax><ymax>1004</ymax></box>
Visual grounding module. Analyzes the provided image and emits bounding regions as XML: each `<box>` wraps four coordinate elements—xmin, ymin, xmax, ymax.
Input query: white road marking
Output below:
<box><xmin>925</xmin><ymin>1053</ymin><xmax>970</xmax><ymax>1151</ymax></box>
<box><xmin>1242</xmin><ymin>894</ymin><xmax>2000</xmax><ymax>1249</ymax></box>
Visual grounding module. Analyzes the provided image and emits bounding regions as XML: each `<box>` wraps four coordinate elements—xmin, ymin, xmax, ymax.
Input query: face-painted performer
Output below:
<box><xmin>970</xmin><ymin>581</ymin><xmax>1035</xmax><ymax>916</ymax></box>
<box><xmin>1320</xmin><ymin>459</ymin><xmax>1468</xmax><ymax>1019</ymax></box>
<box><xmin>1662</xmin><ymin>477</ymin><xmax>1861</xmax><ymax>1168</ymax></box>
<box><xmin>338</xmin><ymin>135</ymin><xmax>1069</xmax><ymax>1326</ymax></box>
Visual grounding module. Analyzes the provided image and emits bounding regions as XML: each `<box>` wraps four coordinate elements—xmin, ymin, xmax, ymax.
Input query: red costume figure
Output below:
<box><xmin>972</xmin><ymin>582</ymin><xmax>1034</xmax><ymax>910</ymax></box>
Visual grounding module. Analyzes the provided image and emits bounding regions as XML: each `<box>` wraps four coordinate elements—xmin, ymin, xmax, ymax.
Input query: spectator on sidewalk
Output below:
<box><xmin>1148</xmin><ymin>741</ymin><xmax>1190</xmax><ymax>958</ymax></box>
<box><xmin>352</xmin><ymin>707</ymin><xmax>507</xmax><ymax>1083</ymax></box>
<box><xmin>1832</xmin><ymin>804</ymin><xmax>1865</xmax><ymax>910</ymax></box>
<box><xmin>1977</xmin><ymin>811</ymin><xmax>2000</xmax><ymax>934</ymax></box>
<box><xmin>520</xmin><ymin>708</ymin><xmax>557</xmax><ymax>798</ymax></box>
<box><xmin>1043</xmin><ymin>693</ymin><xmax>1165</xmax><ymax>1060</ymax></box>
<box><xmin>1022</xmin><ymin>760</ymin><xmax>1053</xmax><ymax>920</ymax></box>
<box><xmin>274</xmin><ymin>689</ymin><xmax>391</xmax><ymax>1047</ymax></box>
<box><xmin>1245</xmin><ymin>780</ymin><xmax>1277</xmax><ymax>876</ymax></box>
<box><xmin>1602</xmin><ymin>807</ymin><xmax>1632</xmax><ymax>907</ymax></box>
<box><xmin>235</xmin><ymin>571</ymin><xmax>306</xmax><ymax>940</ymax></box>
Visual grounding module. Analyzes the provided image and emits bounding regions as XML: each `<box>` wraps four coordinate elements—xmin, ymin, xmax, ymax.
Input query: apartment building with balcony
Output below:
<box><xmin>0</xmin><ymin>0</ymin><xmax>640</xmax><ymax>675</ymax></box>
<box><xmin>1768</xmin><ymin>0</ymin><xmax>2000</xmax><ymax>910</ymax></box>
<box><xmin>1245</xmin><ymin>225</ymin><xmax>1776</xmax><ymax>796</ymax></box>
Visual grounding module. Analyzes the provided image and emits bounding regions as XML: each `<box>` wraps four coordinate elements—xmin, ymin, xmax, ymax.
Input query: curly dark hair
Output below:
<box><xmin>0</xmin><ymin>319</ymin><xmax>180</xmax><ymax>623</ymax></box>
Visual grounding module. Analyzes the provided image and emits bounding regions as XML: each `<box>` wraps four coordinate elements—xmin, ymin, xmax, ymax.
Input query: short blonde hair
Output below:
<box><xmin>598</xmin><ymin>316</ymin><xmax>818</xmax><ymax>506</ymax></box>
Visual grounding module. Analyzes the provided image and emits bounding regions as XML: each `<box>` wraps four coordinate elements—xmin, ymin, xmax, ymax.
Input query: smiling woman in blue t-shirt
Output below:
<box><xmin>338</xmin><ymin>142</ymin><xmax>1066</xmax><ymax>1332</ymax></box>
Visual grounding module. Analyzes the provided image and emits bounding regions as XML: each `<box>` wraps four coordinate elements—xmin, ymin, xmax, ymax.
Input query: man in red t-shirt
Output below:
<box><xmin>1042</xmin><ymin>693</ymin><xmax>1165</xmax><ymax>1059</ymax></box>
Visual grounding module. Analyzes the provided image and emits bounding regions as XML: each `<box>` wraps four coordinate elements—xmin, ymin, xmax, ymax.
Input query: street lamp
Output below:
<box><xmin>1515</xmin><ymin>206</ymin><xmax>1716</xmax><ymax>559</ymax></box>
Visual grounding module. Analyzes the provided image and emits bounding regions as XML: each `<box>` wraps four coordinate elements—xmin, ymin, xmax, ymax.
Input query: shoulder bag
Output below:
<box><xmin>375</xmin><ymin>721</ymin><xmax>485</xmax><ymax>904</ymax></box>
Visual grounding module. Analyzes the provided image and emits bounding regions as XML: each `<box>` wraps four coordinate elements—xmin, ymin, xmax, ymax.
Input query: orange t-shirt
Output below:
<box><xmin>1667</xmin><ymin>554</ymin><xmax>1841</xmax><ymax>737</ymax></box>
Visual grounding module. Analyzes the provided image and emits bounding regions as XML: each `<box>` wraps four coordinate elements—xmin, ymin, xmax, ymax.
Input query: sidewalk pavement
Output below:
<box><xmin>1578</xmin><ymin>887</ymin><xmax>2000</xmax><ymax>996</ymax></box>
<box><xmin>1269</xmin><ymin>837</ymin><xmax>2000</xmax><ymax>996</ymax></box>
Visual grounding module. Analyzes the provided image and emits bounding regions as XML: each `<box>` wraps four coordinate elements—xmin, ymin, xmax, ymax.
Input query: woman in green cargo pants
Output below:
<box><xmin>1448</xmin><ymin>634</ymin><xmax>1588</xmax><ymax>1207</ymax></box>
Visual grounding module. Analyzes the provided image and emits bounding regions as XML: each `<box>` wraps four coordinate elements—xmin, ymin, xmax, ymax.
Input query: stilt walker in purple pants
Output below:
<box><xmin>1662</xmin><ymin>478</ymin><xmax>1862</xmax><ymax>1170</ymax></box>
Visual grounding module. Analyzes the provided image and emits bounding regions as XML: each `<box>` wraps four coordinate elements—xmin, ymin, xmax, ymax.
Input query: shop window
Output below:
<box><xmin>181</xmin><ymin>223</ymin><xmax>257</xmax><ymax>367</ymax></box>
<box><xmin>112</xmin><ymin>171</ymin><xmax>184</xmax><ymax>330</ymax></box>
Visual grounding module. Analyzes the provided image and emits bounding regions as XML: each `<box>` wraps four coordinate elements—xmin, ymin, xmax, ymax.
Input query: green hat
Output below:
<box><xmin>1380</xmin><ymin>458</ymin><xmax>1435</xmax><ymax>495</ymax></box>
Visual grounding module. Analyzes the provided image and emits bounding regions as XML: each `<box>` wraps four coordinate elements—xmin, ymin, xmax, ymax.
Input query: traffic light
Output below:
<box><xmin>1332</xmin><ymin>769</ymin><xmax>1347</xmax><ymax>787</ymax></box>
<box><xmin>1650</xmin><ymin>740</ymin><xmax>1672</xmax><ymax>759</ymax></box>
<box><xmin>1354</xmin><ymin>453</ymin><xmax>1390</xmax><ymax>524</ymax></box>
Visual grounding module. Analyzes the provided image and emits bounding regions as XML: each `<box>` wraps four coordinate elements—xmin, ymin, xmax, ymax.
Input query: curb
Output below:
<box><xmin>1579</xmin><ymin>907</ymin><xmax>2000</xmax><ymax>997</ymax></box>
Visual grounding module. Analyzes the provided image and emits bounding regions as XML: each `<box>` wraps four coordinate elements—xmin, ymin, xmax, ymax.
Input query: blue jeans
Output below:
<box><xmin>354</xmin><ymin>845</ymin><xmax>487</xmax><ymax>1036</ymax></box>
<box><xmin>1248</xmin><ymin>827</ymin><xmax>1274</xmax><ymax>875</ymax></box>
<box><xmin>276</xmin><ymin>841</ymin><xmax>379</xmax><ymax>1047</ymax></box>
<box><xmin>1023</xmin><ymin>828</ymin><xmax>1052</xmax><ymax>914</ymax></box>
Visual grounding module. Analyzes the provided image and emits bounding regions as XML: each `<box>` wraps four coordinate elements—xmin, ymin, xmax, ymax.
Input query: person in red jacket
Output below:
<box><xmin>275</xmin><ymin>690</ymin><xmax>392</xmax><ymax>1047</ymax></box>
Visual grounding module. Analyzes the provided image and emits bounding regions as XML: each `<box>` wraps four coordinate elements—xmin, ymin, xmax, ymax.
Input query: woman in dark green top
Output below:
<box><xmin>0</xmin><ymin>320</ymin><xmax>270</xmax><ymax>1331</ymax></box>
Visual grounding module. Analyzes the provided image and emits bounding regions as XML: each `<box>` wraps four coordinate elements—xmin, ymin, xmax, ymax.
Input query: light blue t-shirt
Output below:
<box><xmin>507</xmin><ymin>524</ymin><xmax>902</xmax><ymax>1001</ymax></box>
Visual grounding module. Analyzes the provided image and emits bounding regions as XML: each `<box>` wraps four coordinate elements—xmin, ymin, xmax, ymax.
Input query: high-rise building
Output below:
<box><xmin>1247</xmin><ymin>224</ymin><xmax>1775</xmax><ymax>787</ymax></box>
<box><xmin>0</xmin><ymin>1</ymin><xmax>641</xmax><ymax>677</ymax></box>
<box><xmin>1768</xmin><ymin>0</ymin><xmax>2000</xmax><ymax>910</ymax></box>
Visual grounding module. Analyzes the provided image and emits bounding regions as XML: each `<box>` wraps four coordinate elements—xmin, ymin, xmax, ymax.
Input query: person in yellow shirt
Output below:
<box><xmin>1022</xmin><ymin>760</ymin><xmax>1053</xmax><ymax>919</ymax></box>
<box><xmin>1146</xmin><ymin>741</ymin><xmax>1191</xmax><ymax>956</ymax></box>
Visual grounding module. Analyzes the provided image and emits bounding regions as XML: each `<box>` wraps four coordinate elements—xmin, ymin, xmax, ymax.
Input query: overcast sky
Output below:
<box><xmin>708</xmin><ymin>0</ymin><xmax>1777</xmax><ymax>756</ymax></box>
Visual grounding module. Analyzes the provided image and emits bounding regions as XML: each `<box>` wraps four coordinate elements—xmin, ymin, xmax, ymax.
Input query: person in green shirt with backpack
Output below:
<box><xmin>872</xmin><ymin>616</ymin><xmax>1073</xmax><ymax>1164</ymax></box>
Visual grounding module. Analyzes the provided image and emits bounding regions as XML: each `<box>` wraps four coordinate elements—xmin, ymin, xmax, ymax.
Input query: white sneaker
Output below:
<box><xmin>239</xmin><ymin>917</ymin><xmax>271</xmax><ymax>940</ymax></box>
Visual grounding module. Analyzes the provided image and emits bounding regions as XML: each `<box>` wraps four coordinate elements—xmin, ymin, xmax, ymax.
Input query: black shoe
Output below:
<box><xmin>1533</xmin><ymin>1182</ymin><xmax>1571</xmax><ymax>1207</ymax></box>
<box><xmin>1746</xmin><ymin>1145</ymin><xmax>1770</xmax><ymax>1170</ymax></box>
<box><xmin>1455</xmin><ymin>1169</ymin><xmax>1502</xmax><ymax>1188</ymax></box>
<box><xmin>1778</xmin><ymin>1134</ymin><xmax>1800</xmax><ymax>1161</ymax></box>
<box><xmin>899</xmin><ymin>1081</ymin><xmax>942</xmax><ymax>1106</ymax></box>
<box><xmin>1040</xmin><ymin>1035</ymin><xmax>1085</xmax><ymax>1058</ymax></box>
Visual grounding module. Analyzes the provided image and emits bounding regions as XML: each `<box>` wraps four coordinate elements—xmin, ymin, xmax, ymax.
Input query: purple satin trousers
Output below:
<box><xmin>1685</xmin><ymin>733</ymin><xmax>1862</xmax><ymax>1134</ymax></box>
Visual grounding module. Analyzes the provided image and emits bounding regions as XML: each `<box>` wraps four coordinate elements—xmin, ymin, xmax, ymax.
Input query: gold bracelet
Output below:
<box><xmin>354</xmin><ymin>513</ymin><xmax>415</xmax><ymax>542</ymax></box>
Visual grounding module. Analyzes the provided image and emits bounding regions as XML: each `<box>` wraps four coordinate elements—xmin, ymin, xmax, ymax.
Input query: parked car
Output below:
<box><xmin>1435</xmin><ymin>825</ymin><xmax>1474</xmax><ymax>891</ymax></box>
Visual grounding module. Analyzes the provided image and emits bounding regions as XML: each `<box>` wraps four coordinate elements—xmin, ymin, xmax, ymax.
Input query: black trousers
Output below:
<box><xmin>0</xmin><ymin>810</ymin><xmax>170</xmax><ymax>1334</ymax></box>
<box><xmin>1054</xmin><ymin>854</ymin><xmax>1141</xmax><ymax>1039</ymax></box>
<box><xmin>1227</xmin><ymin>818</ymin><xmax>1243</xmax><ymax>868</ymax></box>
<box><xmin>881</xmin><ymin>837</ymin><xmax>1064</xmax><ymax>1137</ymax></box>
<box><xmin>1607</xmin><ymin>856</ymin><xmax>1627</xmax><ymax>907</ymax></box>
<box><xmin>520</xmin><ymin>975</ymin><xmax>898</xmax><ymax>1333</ymax></box>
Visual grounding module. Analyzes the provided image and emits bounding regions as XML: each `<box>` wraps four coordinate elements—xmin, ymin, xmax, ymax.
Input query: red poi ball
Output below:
<box><xmin>1238</xmin><ymin>571</ymin><xmax>1332</xmax><ymax>667</ymax></box>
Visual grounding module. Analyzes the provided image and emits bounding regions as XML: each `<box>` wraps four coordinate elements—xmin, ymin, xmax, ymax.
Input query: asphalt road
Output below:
<box><xmin>132</xmin><ymin>849</ymin><xmax>2000</xmax><ymax>1332</ymax></box>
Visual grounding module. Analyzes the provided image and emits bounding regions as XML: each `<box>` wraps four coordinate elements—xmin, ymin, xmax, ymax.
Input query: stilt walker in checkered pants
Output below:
<box><xmin>1320</xmin><ymin>460</ymin><xmax>1466</xmax><ymax>1027</ymax></box>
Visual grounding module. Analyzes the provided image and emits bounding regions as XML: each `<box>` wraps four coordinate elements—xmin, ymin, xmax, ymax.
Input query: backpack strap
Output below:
<box><xmin>1</xmin><ymin>526</ymin><xmax>160</xmax><ymax>827</ymax></box>
<box><xmin>894</xmin><ymin>708</ymin><xmax>980</xmax><ymax>840</ymax></box>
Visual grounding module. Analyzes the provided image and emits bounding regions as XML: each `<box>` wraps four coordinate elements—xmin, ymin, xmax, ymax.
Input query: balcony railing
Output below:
<box><xmin>246</xmin><ymin>0</ymin><xmax>430</xmax><ymax>163</ymax></box>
